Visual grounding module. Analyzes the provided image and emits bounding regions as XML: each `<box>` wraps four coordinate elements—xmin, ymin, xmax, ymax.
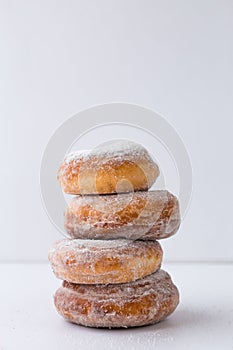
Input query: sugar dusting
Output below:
<box><xmin>64</xmin><ymin>140</ymin><xmax>152</xmax><ymax>163</ymax></box>
<box><xmin>65</xmin><ymin>190</ymin><xmax>180</xmax><ymax>240</ymax></box>
<box><xmin>58</xmin><ymin>139</ymin><xmax>160</xmax><ymax>195</ymax></box>
<box><xmin>62</xmin><ymin>270</ymin><xmax>174</xmax><ymax>298</ymax></box>
<box><xmin>48</xmin><ymin>238</ymin><xmax>163</xmax><ymax>285</ymax></box>
<box><xmin>54</xmin><ymin>269</ymin><xmax>179</xmax><ymax>328</ymax></box>
<box><xmin>53</xmin><ymin>238</ymin><xmax>129</xmax><ymax>251</ymax></box>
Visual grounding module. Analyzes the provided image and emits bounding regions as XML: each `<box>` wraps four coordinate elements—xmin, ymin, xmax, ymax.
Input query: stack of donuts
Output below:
<box><xmin>49</xmin><ymin>140</ymin><xmax>181</xmax><ymax>328</ymax></box>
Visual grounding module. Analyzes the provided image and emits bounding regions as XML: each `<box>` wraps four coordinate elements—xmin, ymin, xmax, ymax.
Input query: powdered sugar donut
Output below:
<box><xmin>48</xmin><ymin>239</ymin><xmax>162</xmax><ymax>284</ymax></box>
<box><xmin>64</xmin><ymin>190</ymin><xmax>180</xmax><ymax>240</ymax></box>
<box><xmin>58</xmin><ymin>140</ymin><xmax>159</xmax><ymax>195</ymax></box>
<box><xmin>54</xmin><ymin>269</ymin><xmax>179</xmax><ymax>328</ymax></box>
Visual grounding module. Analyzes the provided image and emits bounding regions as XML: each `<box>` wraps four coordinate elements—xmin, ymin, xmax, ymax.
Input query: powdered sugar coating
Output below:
<box><xmin>62</xmin><ymin>269</ymin><xmax>172</xmax><ymax>298</ymax></box>
<box><xmin>54</xmin><ymin>269</ymin><xmax>179</xmax><ymax>328</ymax></box>
<box><xmin>65</xmin><ymin>140</ymin><xmax>152</xmax><ymax>163</ymax></box>
<box><xmin>65</xmin><ymin>190</ymin><xmax>180</xmax><ymax>240</ymax></box>
<box><xmin>58</xmin><ymin>140</ymin><xmax>160</xmax><ymax>194</ymax></box>
<box><xmin>49</xmin><ymin>238</ymin><xmax>130</xmax><ymax>253</ymax></box>
<box><xmin>64</xmin><ymin>150</ymin><xmax>89</xmax><ymax>163</ymax></box>
<box><xmin>48</xmin><ymin>239</ymin><xmax>163</xmax><ymax>284</ymax></box>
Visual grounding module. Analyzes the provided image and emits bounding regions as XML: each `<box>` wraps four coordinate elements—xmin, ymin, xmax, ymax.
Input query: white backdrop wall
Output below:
<box><xmin>0</xmin><ymin>0</ymin><xmax>232</xmax><ymax>262</ymax></box>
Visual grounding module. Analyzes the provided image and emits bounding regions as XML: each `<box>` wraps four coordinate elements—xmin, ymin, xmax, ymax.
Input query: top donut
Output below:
<box><xmin>58</xmin><ymin>140</ymin><xmax>159</xmax><ymax>195</ymax></box>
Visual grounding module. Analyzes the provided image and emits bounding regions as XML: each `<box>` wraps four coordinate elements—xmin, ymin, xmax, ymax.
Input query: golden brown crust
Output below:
<box><xmin>64</xmin><ymin>190</ymin><xmax>180</xmax><ymax>240</ymax></box>
<box><xmin>48</xmin><ymin>239</ymin><xmax>163</xmax><ymax>284</ymax></box>
<box><xmin>57</xmin><ymin>143</ymin><xmax>159</xmax><ymax>195</ymax></box>
<box><xmin>54</xmin><ymin>270</ymin><xmax>179</xmax><ymax>328</ymax></box>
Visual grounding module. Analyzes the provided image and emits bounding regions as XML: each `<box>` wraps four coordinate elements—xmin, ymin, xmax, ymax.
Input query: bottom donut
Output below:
<box><xmin>54</xmin><ymin>269</ymin><xmax>179</xmax><ymax>328</ymax></box>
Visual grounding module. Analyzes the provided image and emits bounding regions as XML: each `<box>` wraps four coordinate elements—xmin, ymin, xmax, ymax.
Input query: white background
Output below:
<box><xmin>0</xmin><ymin>0</ymin><xmax>233</xmax><ymax>262</ymax></box>
<box><xmin>1</xmin><ymin>2</ymin><xmax>233</xmax><ymax>349</ymax></box>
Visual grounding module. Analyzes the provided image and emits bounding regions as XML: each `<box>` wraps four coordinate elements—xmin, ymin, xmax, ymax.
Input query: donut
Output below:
<box><xmin>58</xmin><ymin>140</ymin><xmax>159</xmax><ymax>195</ymax></box>
<box><xmin>54</xmin><ymin>269</ymin><xmax>179</xmax><ymax>328</ymax></box>
<box><xmin>64</xmin><ymin>190</ymin><xmax>180</xmax><ymax>240</ymax></box>
<box><xmin>48</xmin><ymin>239</ymin><xmax>162</xmax><ymax>284</ymax></box>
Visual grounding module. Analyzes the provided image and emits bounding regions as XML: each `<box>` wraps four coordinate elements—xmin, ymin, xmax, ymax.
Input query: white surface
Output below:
<box><xmin>1</xmin><ymin>262</ymin><xmax>233</xmax><ymax>350</ymax></box>
<box><xmin>0</xmin><ymin>0</ymin><xmax>233</xmax><ymax>262</ymax></box>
